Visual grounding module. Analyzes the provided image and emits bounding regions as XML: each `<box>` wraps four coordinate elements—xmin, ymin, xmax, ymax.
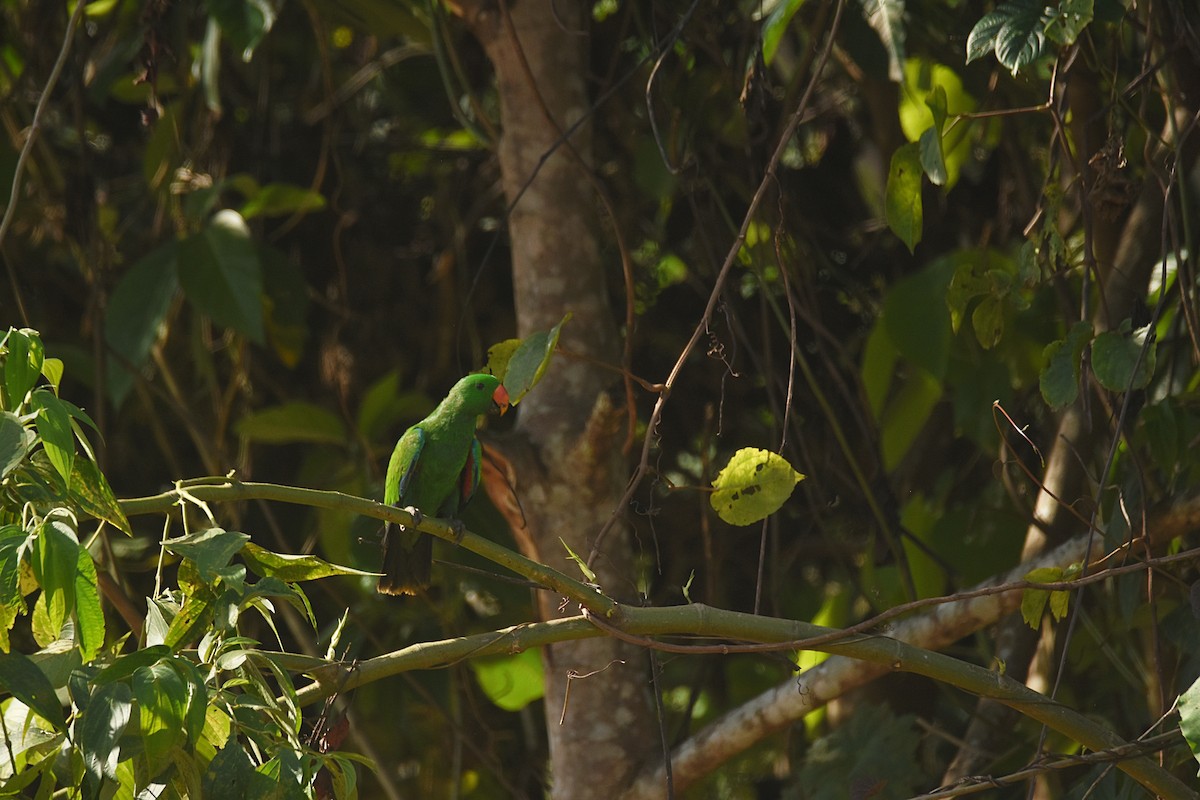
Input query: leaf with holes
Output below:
<box><xmin>711</xmin><ymin>448</ymin><xmax>805</xmax><ymax>526</ymax></box>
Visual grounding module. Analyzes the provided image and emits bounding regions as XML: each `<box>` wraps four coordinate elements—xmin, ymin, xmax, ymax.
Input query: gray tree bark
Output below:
<box><xmin>464</xmin><ymin>2</ymin><xmax>657</xmax><ymax>797</ymax></box>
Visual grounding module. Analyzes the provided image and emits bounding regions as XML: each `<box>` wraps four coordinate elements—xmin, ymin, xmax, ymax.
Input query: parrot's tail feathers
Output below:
<box><xmin>377</xmin><ymin>526</ymin><xmax>433</xmax><ymax>596</ymax></box>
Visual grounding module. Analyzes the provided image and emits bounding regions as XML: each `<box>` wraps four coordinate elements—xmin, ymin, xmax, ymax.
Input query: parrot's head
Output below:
<box><xmin>456</xmin><ymin>373</ymin><xmax>510</xmax><ymax>416</ymax></box>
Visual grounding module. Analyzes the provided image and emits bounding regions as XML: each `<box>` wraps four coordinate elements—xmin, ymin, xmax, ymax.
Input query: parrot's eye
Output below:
<box><xmin>475</xmin><ymin>381</ymin><xmax>485</xmax><ymax>391</ymax></box>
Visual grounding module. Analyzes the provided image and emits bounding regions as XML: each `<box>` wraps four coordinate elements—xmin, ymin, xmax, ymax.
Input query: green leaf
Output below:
<box><xmin>988</xmin><ymin>0</ymin><xmax>1048</xmax><ymax>75</ymax></box>
<box><xmin>178</xmin><ymin>209</ymin><xmax>265</xmax><ymax>343</ymax></box>
<box><xmin>497</xmin><ymin>314</ymin><xmax>571</xmax><ymax>406</ymax></box>
<box><xmin>133</xmin><ymin>660</ymin><xmax>187</xmax><ymax>774</ymax></box>
<box><xmin>241</xmin><ymin>541</ymin><xmax>376</xmax><ymax>582</ymax></box>
<box><xmin>4</xmin><ymin>328</ymin><xmax>43</xmax><ymax>410</ymax></box>
<box><xmin>164</xmin><ymin>527</ymin><xmax>251</xmax><ymax>583</ymax></box>
<box><xmin>104</xmin><ymin>240</ymin><xmax>179</xmax><ymax>406</ymax></box>
<box><xmin>236</xmin><ymin>401</ymin><xmax>346</xmax><ymax>445</ymax></box>
<box><xmin>93</xmin><ymin>645</ymin><xmax>173</xmax><ymax>685</ymax></box>
<box><xmin>73</xmin><ymin>547</ymin><xmax>105</xmax><ymax>662</ymax></box>
<box><xmin>0</xmin><ymin>524</ymin><xmax>29</xmax><ymax>606</ymax></box>
<box><xmin>68</xmin><ymin>457</ymin><xmax>132</xmax><ymax>535</ymax></box>
<box><xmin>882</xmin><ymin>255</ymin><xmax>956</xmax><ymax>378</ymax></box>
<box><xmin>917</xmin><ymin>86</ymin><xmax>948</xmax><ymax>186</ymax></box>
<box><xmin>0</xmin><ymin>409</ymin><xmax>35</xmax><ymax>479</ymax></box>
<box><xmin>31</xmin><ymin>390</ymin><xmax>74</xmax><ymax>490</ymax></box>
<box><xmin>795</xmin><ymin>703</ymin><xmax>925</xmax><ymax>796</ymax></box>
<box><xmin>710</xmin><ymin>448</ymin><xmax>805</xmax><ymax>526</ymax></box>
<box><xmin>971</xmin><ymin>294</ymin><xmax>1005</xmax><ymax>350</ymax></box>
<box><xmin>859</xmin><ymin>0</ymin><xmax>906</xmax><ymax>82</ymax></box>
<box><xmin>78</xmin><ymin>680</ymin><xmax>133</xmax><ymax>787</ymax></box>
<box><xmin>1020</xmin><ymin>567</ymin><xmax>1064</xmax><ymax>629</ymax></box>
<box><xmin>31</xmin><ymin>519</ymin><xmax>80</xmax><ymax>640</ymax></box>
<box><xmin>484</xmin><ymin>339</ymin><xmax>521</xmax><ymax>384</ymax></box>
<box><xmin>239</xmin><ymin>183</ymin><xmax>326</xmax><ymax>219</ymax></box>
<box><xmin>174</xmin><ymin>656</ymin><xmax>210</xmax><ymax>747</ymax></box>
<box><xmin>203</xmin><ymin>734</ymin><xmax>267</xmax><ymax>798</ymax></box>
<box><xmin>1092</xmin><ymin>321</ymin><xmax>1155</xmax><ymax>392</ymax></box>
<box><xmin>879</xmin><ymin>366</ymin><xmax>941</xmax><ymax>471</ymax></box>
<box><xmin>966</xmin><ymin>9</ymin><xmax>1007</xmax><ymax>63</ymax></box>
<box><xmin>1039</xmin><ymin>321</ymin><xmax>1093</xmax><ymax>409</ymax></box>
<box><xmin>471</xmin><ymin>649</ymin><xmax>545</xmax><ymax>711</ymax></box>
<box><xmin>761</xmin><ymin>0</ymin><xmax>806</xmax><ymax>65</ymax></box>
<box><xmin>1179</xmin><ymin>675</ymin><xmax>1200</xmax><ymax>776</ymax></box>
<box><xmin>163</xmin><ymin>590</ymin><xmax>216</xmax><ymax>650</ymax></box>
<box><xmin>0</xmin><ymin>651</ymin><xmax>67</xmax><ymax>731</ymax></box>
<box><xmin>885</xmin><ymin>142</ymin><xmax>922</xmax><ymax>253</ymax></box>
<box><xmin>1046</xmin><ymin>0</ymin><xmax>1094</xmax><ymax>45</ymax></box>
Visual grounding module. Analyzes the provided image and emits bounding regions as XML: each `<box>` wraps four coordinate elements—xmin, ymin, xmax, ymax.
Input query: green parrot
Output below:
<box><xmin>378</xmin><ymin>373</ymin><xmax>510</xmax><ymax>595</ymax></box>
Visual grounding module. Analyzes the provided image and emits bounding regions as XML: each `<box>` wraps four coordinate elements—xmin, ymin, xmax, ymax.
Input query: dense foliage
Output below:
<box><xmin>2</xmin><ymin>0</ymin><xmax>1200</xmax><ymax>797</ymax></box>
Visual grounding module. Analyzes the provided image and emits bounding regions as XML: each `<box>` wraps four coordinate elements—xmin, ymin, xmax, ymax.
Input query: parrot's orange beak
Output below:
<box><xmin>493</xmin><ymin>384</ymin><xmax>511</xmax><ymax>415</ymax></box>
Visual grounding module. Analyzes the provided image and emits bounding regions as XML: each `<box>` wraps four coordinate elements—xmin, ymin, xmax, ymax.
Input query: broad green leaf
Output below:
<box><xmin>163</xmin><ymin>590</ymin><xmax>216</xmax><ymax>650</ymax></box>
<box><xmin>240</xmin><ymin>183</ymin><xmax>326</xmax><ymax>219</ymax></box>
<box><xmin>484</xmin><ymin>339</ymin><xmax>521</xmax><ymax>384</ymax></box>
<box><xmin>0</xmin><ymin>651</ymin><xmax>67</xmax><ymax>731</ymax></box>
<box><xmin>1046</xmin><ymin>0</ymin><xmax>1094</xmax><ymax>45</ymax></box>
<box><xmin>174</xmin><ymin>656</ymin><xmax>210</xmax><ymax>747</ymax></box>
<box><xmin>73</xmin><ymin>547</ymin><xmax>104</xmax><ymax>662</ymax></box>
<box><xmin>710</xmin><ymin>448</ymin><xmax>805</xmax><ymax>526</ymax></box>
<box><xmin>859</xmin><ymin>0</ymin><xmax>906</xmax><ymax>82</ymax></box>
<box><xmin>885</xmin><ymin>142</ymin><xmax>922</xmax><ymax>253</ymax></box>
<box><xmin>78</xmin><ymin>680</ymin><xmax>132</xmax><ymax>787</ymax></box>
<box><xmin>1021</xmin><ymin>567</ymin><xmax>1064</xmax><ymax>629</ymax></box>
<box><xmin>0</xmin><ymin>410</ymin><xmax>35</xmax><ymax>479</ymax></box>
<box><xmin>1092</xmin><ymin>321</ymin><xmax>1156</xmax><ymax>392</ymax></box>
<box><xmin>133</xmin><ymin>660</ymin><xmax>187</xmax><ymax>774</ymax></box>
<box><xmin>202</xmin><ymin>734</ymin><xmax>265</xmax><ymax>798</ymax></box>
<box><xmin>879</xmin><ymin>366</ymin><xmax>941</xmax><ymax>471</ymax></box>
<box><xmin>178</xmin><ymin>209</ymin><xmax>265</xmax><ymax>343</ymax></box>
<box><xmin>32</xmin><ymin>390</ymin><xmax>74</xmax><ymax>490</ymax></box>
<box><xmin>163</xmin><ymin>527</ymin><xmax>250</xmax><ymax>583</ymax></box>
<box><xmin>0</xmin><ymin>524</ymin><xmax>29</xmax><ymax>606</ymax></box>
<box><xmin>1039</xmin><ymin>321</ymin><xmax>1093</xmax><ymax>409</ymax></box>
<box><xmin>762</xmin><ymin>0</ymin><xmax>806</xmax><ymax>64</ymax></box>
<box><xmin>499</xmin><ymin>314</ymin><xmax>571</xmax><ymax>406</ymax></box>
<box><xmin>917</xmin><ymin>86</ymin><xmax>948</xmax><ymax>186</ymax></box>
<box><xmin>1180</xmin><ymin>675</ymin><xmax>1200</xmax><ymax>776</ymax></box>
<box><xmin>882</xmin><ymin>255</ymin><xmax>956</xmax><ymax>378</ymax></box>
<box><xmin>987</xmin><ymin>0</ymin><xmax>1048</xmax><ymax>75</ymax></box>
<box><xmin>68</xmin><ymin>457</ymin><xmax>132</xmax><ymax>535</ymax></box>
<box><xmin>971</xmin><ymin>294</ymin><xmax>1005</xmax><ymax>350</ymax></box>
<box><xmin>40</xmin><ymin>358</ymin><xmax>63</xmax><ymax>391</ymax></box>
<box><xmin>93</xmin><ymin>645</ymin><xmax>172</xmax><ymax>685</ymax></box>
<box><xmin>31</xmin><ymin>519</ymin><xmax>80</xmax><ymax>640</ymax></box>
<box><xmin>241</xmin><ymin>541</ymin><xmax>376</xmax><ymax>582</ymax></box>
<box><xmin>471</xmin><ymin>649</ymin><xmax>545</xmax><ymax>711</ymax></box>
<box><xmin>899</xmin><ymin>61</ymin><xmax>976</xmax><ymax>188</ymax></box>
<box><xmin>4</xmin><ymin>328</ymin><xmax>42</xmax><ymax>410</ymax></box>
<box><xmin>236</xmin><ymin>402</ymin><xmax>346</xmax><ymax>445</ymax></box>
<box><xmin>104</xmin><ymin>240</ymin><xmax>179</xmax><ymax>406</ymax></box>
<box><xmin>966</xmin><ymin>9</ymin><xmax>1007</xmax><ymax>63</ymax></box>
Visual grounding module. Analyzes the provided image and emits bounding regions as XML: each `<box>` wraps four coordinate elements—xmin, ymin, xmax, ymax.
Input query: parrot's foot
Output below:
<box><xmin>448</xmin><ymin>519</ymin><xmax>466</xmax><ymax>544</ymax></box>
<box><xmin>404</xmin><ymin>506</ymin><xmax>424</xmax><ymax>527</ymax></box>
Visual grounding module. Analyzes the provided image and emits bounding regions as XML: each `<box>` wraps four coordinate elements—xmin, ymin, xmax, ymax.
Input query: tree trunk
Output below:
<box><xmin>466</xmin><ymin>2</ymin><xmax>656</xmax><ymax>797</ymax></box>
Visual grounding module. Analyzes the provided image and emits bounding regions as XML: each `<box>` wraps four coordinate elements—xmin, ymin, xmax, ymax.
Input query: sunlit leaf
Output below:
<box><xmin>710</xmin><ymin>448</ymin><xmax>805</xmax><ymax>526</ymax></box>
<box><xmin>73</xmin><ymin>548</ymin><xmax>104</xmax><ymax>662</ymax></box>
<box><xmin>32</xmin><ymin>390</ymin><xmax>74</xmax><ymax>490</ymax></box>
<box><xmin>471</xmin><ymin>649</ymin><xmax>545</xmax><ymax>711</ymax></box>
<box><xmin>78</xmin><ymin>680</ymin><xmax>132</xmax><ymax>787</ymax></box>
<box><xmin>497</xmin><ymin>314</ymin><xmax>571</xmax><ymax>406</ymax></box>
<box><xmin>1180</xmin><ymin>676</ymin><xmax>1200</xmax><ymax>776</ymax></box>
<box><xmin>241</xmin><ymin>541</ymin><xmax>377</xmax><ymax>582</ymax></box>
<box><xmin>69</xmin><ymin>457</ymin><xmax>132</xmax><ymax>535</ymax></box>
<box><xmin>859</xmin><ymin>0</ymin><xmax>906</xmax><ymax>82</ymax></box>
<box><xmin>133</xmin><ymin>660</ymin><xmax>187</xmax><ymax>773</ymax></box>
<box><xmin>885</xmin><ymin>143</ymin><xmax>922</xmax><ymax>253</ymax></box>
<box><xmin>31</xmin><ymin>519</ymin><xmax>80</xmax><ymax>641</ymax></box>
<box><xmin>3</xmin><ymin>328</ymin><xmax>42</xmax><ymax>410</ymax></box>
<box><xmin>0</xmin><ymin>410</ymin><xmax>34</xmax><ymax>480</ymax></box>
<box><xmin>163</xmin><ymin>528</ymin><xmax>251</xmax><ymax>583</ymax></box>
<box><xmin>240</xmin><ymin>183</ymin><xmax>326</xmax><ymax>219</ymax></box>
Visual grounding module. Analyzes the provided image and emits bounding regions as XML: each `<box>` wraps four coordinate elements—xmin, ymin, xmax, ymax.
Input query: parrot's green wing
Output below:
<box><xmin>379</xmin><ymin>425</ymin><xmax>429</xmax><ymax>595</ymax></box>
<box><xmin>384</xmin><ymin>426</ymin><xmax>425</xmax><ymax>506</ymax></box>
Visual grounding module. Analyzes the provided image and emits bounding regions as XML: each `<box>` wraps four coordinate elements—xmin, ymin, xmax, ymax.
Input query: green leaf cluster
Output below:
<box><xmin>967</xmin><ymin>0</ymin><xmax>1096</xmax><ymax>74</ymax></box>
